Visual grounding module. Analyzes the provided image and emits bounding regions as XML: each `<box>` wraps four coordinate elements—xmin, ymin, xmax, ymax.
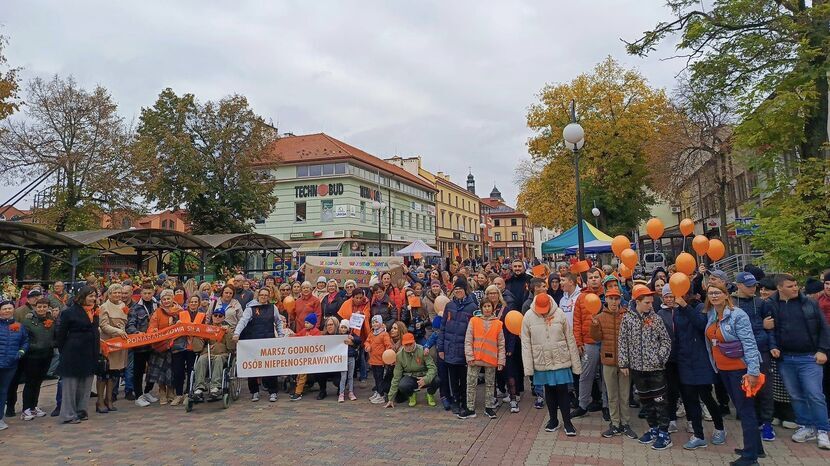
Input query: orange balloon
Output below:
<box><xmin>646</xmin><ymin>218</ymin><xmax>665</xmax><ymax>241</ymax></box>
<box><xmin>283</xmin><ymin>296</ymin><xmax>296</xmax><ymax>312</ymax></box>
<box><xmin>679</xmin><ymin>218</ymin><xmax>695</xmax><ymax>237</ymax></box>
<box><xmin>692</xmin><ymin>235</ymin><xmax>710</xmax><ymax>256</ymax></box>
<box><xmin>382</xmin><ymin>349</ymin><xmax>397</xmax><ymax>365</ymax></box>
<box><xmin>675</xmin><ymin>252</ymin><xmax>696</xmax><ymax>276</ymax></box>
<box><xmin>584</xmin><ymin>293</ymin><xmax>601</xmax><ymax>314</ymax></box>
<box><xmin>707</xmin><ymin>239</ymin><xmax>726</xmax><ymax>261</ymax></box>
<box><xmin>620</xmin><ymin>248</ymin><xmax>638</xmax><ymax>269</ymax></box>
<box><xmin>505</xmin><ymin>310</ymin><xmax>523</xmax><ymax>335</ymax></box>
<box><xmin>618</xmin><ymin>264</ymin><xmax>633</xmax><ymax>278</ymax></box>
<box><xmin>669</xmin><ymin>272</ymin><xmax>691</xmax><ymax>297</ymax></box>
<box><xmin>611</xmin><ymin>235</ymin><xmax>630</xmax><ymax>257</ymax></box>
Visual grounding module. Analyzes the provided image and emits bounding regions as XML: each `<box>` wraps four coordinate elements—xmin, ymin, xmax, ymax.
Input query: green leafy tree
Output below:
<box><xmin>0</xmin><ymin>75</ymin><xmax>137</xmax><ymax>231</ymax></box>
<box><xmin>518</xmin><ymin>57</ymin><xmax>674</xmax><ymax>235</ymax></box>
<box><xmin>133</xmin><ymin>88</ymin><xmax>278</xmax><ymax>234</ymax></box>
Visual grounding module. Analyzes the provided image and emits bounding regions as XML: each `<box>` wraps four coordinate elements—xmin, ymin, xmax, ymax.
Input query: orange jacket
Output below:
<box><xmin>388</xmin><ymin>287</ymin><xmax>406</xmax><ymax>312</ymax></box>
<box><xmin>573</xmin><ymin>287</ymin><xmax>602</xmax><ymax>347</ymax></box>
<box><xmin>293</xmin><ymin>295</ymin><xmax>322</xmax><ymax>332</ymax></box>
<box><xmin>364</xmin><ymin>330</ymin><xmax>392</xmax><ymax>366</ymax></box>
<box><xmin>294</xmin><ymin>327</ymin><xmax>321</xmax><ymax>337</ymax></box>
<box><xmin>148</xmin><ymin>306</ymin><xmax>182</xmax><ymax>352</ymax></box>
<box><xmin>337</xmin><ymin>298</ymin><xmax>371</xmax><ymax>342</ymax></box>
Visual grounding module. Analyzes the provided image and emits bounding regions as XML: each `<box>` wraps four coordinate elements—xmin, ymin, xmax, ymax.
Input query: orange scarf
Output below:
<box><xmin>83</xmin><ymin>305</ymin><xmax>97</xmax><ymax>323</ymax></box>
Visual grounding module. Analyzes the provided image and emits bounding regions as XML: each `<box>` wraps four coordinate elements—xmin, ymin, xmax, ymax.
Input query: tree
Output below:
<box><xmin>133</xmin><ymin>88</ymin><xmax>278</xmax><ymax>234</ymax></box>
<box><xmin>628</xmin><ymin>1</ymin><xmax>830</xmax><ymax>272</ymax></box>
<box><xmin>518</xmin><ymin>57</ymin><xmax>674</xmax><ymax>235</ymax></box>
<box><xmin>625</xmin><ymin>0</ymin><xmax>829</xmax><ymax>162</ymax></box>
<box><xmin>0</xmin><ymin>76</ymin><xmax>137</xmax><ymax>231</ymax></box>
<box><xmin>0</xmin><ymin>34</ymin><xmax>20</xmax><ymax>121</ymax></box>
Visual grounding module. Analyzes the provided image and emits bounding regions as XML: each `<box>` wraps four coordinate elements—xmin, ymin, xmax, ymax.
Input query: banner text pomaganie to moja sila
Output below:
<box><xmin>235</xmin><ymin>335</ymin><xmax>348</xmax><ymax>377</ymax></box>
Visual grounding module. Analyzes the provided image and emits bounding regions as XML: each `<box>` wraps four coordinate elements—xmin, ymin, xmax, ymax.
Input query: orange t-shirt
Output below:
<box><xmin>706</xmin><ymin>323</ymin><xmax>747</xmax><ymax>371</ymax></box>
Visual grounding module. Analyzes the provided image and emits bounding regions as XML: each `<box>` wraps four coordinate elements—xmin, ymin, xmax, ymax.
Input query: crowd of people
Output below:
<box><xmin>0</xmin><ymin>258</ymin><xmax>828</xmax><ymax>466</ymax></box>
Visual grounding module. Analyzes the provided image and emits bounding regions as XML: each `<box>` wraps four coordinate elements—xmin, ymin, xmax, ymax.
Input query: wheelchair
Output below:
<box><xmin>184</xmin><ymin>345</ymin><xmax>242</xmax><ymax>412</ymax></box>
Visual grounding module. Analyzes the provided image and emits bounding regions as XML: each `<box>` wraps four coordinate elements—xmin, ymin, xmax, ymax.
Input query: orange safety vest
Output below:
<box><xmin>470</xmin><ymin>317</ymin><xmax>502</xmax><ymax>366</ymax></box>
<box><xmin>178</xmin><ymin>310</ymin><xmax>206</xmax><ymax>324</ymax></box>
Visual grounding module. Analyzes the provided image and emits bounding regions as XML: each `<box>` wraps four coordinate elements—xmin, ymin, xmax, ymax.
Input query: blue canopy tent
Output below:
<box><xmin>541</xmin><ymin>220</ymin><xmax>615</xmax><ymax>255</ymax></box>
<box><xmin>563</xmin><ymin>239</ymin><xmax>637</xmax><ymax>255</ymax></box>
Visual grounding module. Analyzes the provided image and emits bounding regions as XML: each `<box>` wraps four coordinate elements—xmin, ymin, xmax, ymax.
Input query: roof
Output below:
<box><xmin>436</xmin><ymin>175</ymin><xmax>477</xmax><ymax>198</ymax></box>
<box><xmin>480</xmin><ymin>198</ymin><xmax>524</xmax><ymax>217</ymax></box>
<box><xmin>60</xmin><ymin>229</ymin><xmax>211</xmax><ymax>250</ymax></box>
<box><xmin>541</xmin><ymin>220</ymin><xmax>615</xmax><ymax>254</ymax></box>
<box><xmin>261</xmin><ymin>133</ymin><xmax>436</xmax><ymax>191</ymax></box>
<box><xmin>195</xmin><ymin>233</ymin><xmax>290</xmax><ymax>250</ymax></box>
<box><xmin>0</xmin><ymin>222</ymin><xmax>84</xmax><ymax>248</ymax></box>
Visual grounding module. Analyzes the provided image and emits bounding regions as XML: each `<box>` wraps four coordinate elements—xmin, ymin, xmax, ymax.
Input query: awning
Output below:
<box><xmin>541</xmin><ymin>220</ymin><xmax>614</xmax><ymax>255</ymax></box>
<box><xmin>288</xmin><ymin>240</ymin><xmax>344</xmax><ymax>253</ymax></box>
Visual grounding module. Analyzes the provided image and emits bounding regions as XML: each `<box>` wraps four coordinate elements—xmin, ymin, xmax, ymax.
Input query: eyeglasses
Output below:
<box><xmin>708</xmin><ymin>290</ymin><xmax>724</xmax><ymax>297</ymax></box>
<box><xmin>212</xmin><ymin>313</ymin><xmax>225</xmax><ymax>317</ymax></box>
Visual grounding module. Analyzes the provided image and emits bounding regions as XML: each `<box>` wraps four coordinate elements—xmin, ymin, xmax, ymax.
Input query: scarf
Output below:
<box><xmin>82</xmin><ymin>305</ymin><xmax>97</xmax><ymax>323</ymax></box>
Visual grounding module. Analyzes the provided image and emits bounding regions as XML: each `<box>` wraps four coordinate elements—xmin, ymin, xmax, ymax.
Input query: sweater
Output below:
<box><xmin>617</xmin><ymin>309</ymin><xmax>671</xmax><ymax>372</ymax></box>
<box><xmin>387</xmin><ymin>345</ymin><xmax>437</xmax><ymax>401</ymax></box>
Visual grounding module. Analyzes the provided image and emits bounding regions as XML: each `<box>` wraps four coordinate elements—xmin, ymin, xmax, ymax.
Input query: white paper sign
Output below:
<box><xmin>236</xmin><ymin>335</ymin><xmax>347</xmax><ymax>377</ymax></box>
<box><xmin>349</xmin><ymin>312</ymin><xmax>365</xmax><ymax>330</ymax></box>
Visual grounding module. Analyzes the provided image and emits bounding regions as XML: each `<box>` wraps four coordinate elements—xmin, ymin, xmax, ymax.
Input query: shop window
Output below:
<box><xmin>295</xmin><ymin>202</ymin><xmax>306</xmax><ymax>223</ymax></box>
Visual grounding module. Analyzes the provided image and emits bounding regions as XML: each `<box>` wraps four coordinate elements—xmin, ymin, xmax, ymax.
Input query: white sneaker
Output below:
<box><xmin>782</xmin><ymin>421</ymin><xmax>798</xmax><ymax>429</ymax></box>
<box><xmin>269</xmin><ymin>393</ymin><xmax>278</xmax><ymax>402</ymax></box>
<box><xmin>668</xmin><ymin>421</ymin><xmax>678</xmax><ymax>433</ymax></box>
<box><xmin>369</xmin><ymin>391</ymin><xmax>379</xmax><ymax>401</ymax></box>
<box><xmin>20</xmin><ymin>409</ymin><xmax>35</xmax><ymax>421</ymax></box>
<box><xmin>135</xmin><ymin>396</ymin><xmax>151</xmax><ymax>407</ymax></box>
<box><xmin>251</xmin><ymin>392</ymin><xmax>260</xmax><ymax>402</ymax></box>
<box><xmin>818</xmin><ymin>430</ymin><xmax>830</xmax><ymax>450</ymax></box>
<box><xmin>210</xmin><ymin>387</ymin><xmax>220</xmax><ymax>396</ymax></box>
<box><xmin>194</xmin><ymin>388</ymin><xmax>204</xmax><ymax>396</ymax></box>
<box><xmin>144</xmin><ymin>392</ymin><xmax>159</xmax><ymax>403</ymax></box>
<box><xmin>792</xmin><ymin>426</ymin><xmax>817</xmax><ymax>443</ymax></box>
<box><xmin>33</xmin><ymin>407</ymin><xmax>47</xmax><ymax>417</ymax></box>
<box><xmin>370</xmin><ymin>394</ymin><xmax>385</xmax><ymax>404</ymax></box>
<box><xmin>510</xmin><ymin>400</ymin><xmax>519</xmax><ymax>413</ymax></box>
<box><xmin>0</xmin><ymin>420</ymin><xmax>7</xmax><ymax>431</ymax></box>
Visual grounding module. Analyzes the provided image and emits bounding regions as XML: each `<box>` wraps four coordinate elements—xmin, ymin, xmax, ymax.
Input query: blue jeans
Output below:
<box><xmin>778</xmin><ymin>353</ymin><xmax>830</xmax><ymax>431</ymax></box>
<box><xmin>720</xmin><ymin>369</ymin><xmax>762</xmax><ymax>461</ymax></box>
<box><xmin>0</xmin><ymin>366</ymin><xmax>17</xmax><ymax>420</ymax></box>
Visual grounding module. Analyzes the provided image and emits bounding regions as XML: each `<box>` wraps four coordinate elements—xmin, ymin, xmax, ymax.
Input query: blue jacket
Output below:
<box><xmin>731</xmin><ymin>293</ymin><xmax>771</xmax><ymax>353</ymax></box>
<box><xmin>0</xmin><ymin>318</ymin><xmax>29</xmax><ymax>369</ymax></box>
<box><xmin>705</xmin><ymin>306</ymin><xmax>761</xmax><ymax>376</ymax></box>
<box><xmin>437</xmin><ymin>294</ymin><xmax>477</xmax><ymax>365</ymax></box>
<box><xmin>675</xmin><ymin>303</ymin><xmax>717</xmax><ymax>385</ymax></box>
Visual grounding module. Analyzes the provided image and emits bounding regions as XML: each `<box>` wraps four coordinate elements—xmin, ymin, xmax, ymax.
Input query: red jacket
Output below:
<box><xmin>294</xmin><ymin>327</ymin><xmax>321</xmax><ymax>337</ymax></box>
<box><xmin>293</xmin><ymin>295</ymin><xmax>322</xmax><ymax>332</ymax></box>
<box><xmin>819</xmin><ymin>293</ymin><xmax>830</xmax><ymax>326</ymax></box>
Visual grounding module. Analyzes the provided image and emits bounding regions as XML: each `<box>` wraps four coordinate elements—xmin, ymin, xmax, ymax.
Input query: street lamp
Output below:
<box><xmin>479</xmin><ymin>222</ymin><xmax>487</xmax><ymax>263</ymax></box>
<box><xmin>372</xmin><ymin>200</ymin><xmax>387</xmax><ymax>256</ymax></box>
<box><xmin>563</xmin><ymin>101</ymin><xmax>586</xmax><ymax>261</ymax></box>
<box><xmin>591</xmin><ymin>201</ymin><xmax>600</xmax><ymax>228</ymax></box>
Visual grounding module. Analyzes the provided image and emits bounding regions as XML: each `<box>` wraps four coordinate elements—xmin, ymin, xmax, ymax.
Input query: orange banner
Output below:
<box><xmin>100</xmin><ymin>322</ymin><xmax>226</xmax><ymax>356</ymax></box>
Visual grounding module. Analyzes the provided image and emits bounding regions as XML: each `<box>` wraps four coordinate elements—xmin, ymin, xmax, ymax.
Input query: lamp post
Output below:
<box><xmin>479</xmin><ymin>221</ymin><xmax>487</xmax><ymax>263</ymax></box>
<box><xmin>591</xmin><ymin>201</ymin><xmax>600</xmax><ymax>228</ymax></box>
<box><xmin>372</xmin><ymin>200</ymin><xmax>386</xmax><ymax>256</ymax></box>
<box><xmin>562</xmin><ymin>100</ymin><xmax>586</xmax><ymax>260</ymax></box>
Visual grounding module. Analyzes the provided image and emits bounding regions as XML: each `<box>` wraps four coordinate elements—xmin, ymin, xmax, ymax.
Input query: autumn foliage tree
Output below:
<box><xmin>0</xmin><ymin>34</ymin><xmax>20</xmax><ymax>122</ymax></box>
<box><xmin>518</xmin><ymin>57</ymin><xmax>676</xmax><ymax>235</ymax></box>
<box><xmin>132</xmin><ymin>88</ymin><xmax>278</xmax><ymax>234</ymax></box>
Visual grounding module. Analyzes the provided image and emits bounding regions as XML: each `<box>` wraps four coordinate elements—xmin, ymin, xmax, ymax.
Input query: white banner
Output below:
<box><xmin>236</xmin><ymin>335</ymin><xmax>348</xmax><ymax>377</ymax></box>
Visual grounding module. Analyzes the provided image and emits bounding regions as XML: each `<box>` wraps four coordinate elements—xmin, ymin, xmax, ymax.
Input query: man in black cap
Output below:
<box><xmin>14</xmin><ymin>288</ymin><xmax>42</xmax><ymax>323</ymax></box>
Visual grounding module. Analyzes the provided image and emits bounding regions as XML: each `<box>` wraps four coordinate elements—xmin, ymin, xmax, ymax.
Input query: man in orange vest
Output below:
<box><xmin>459</xmin><ymin>300</ymin><xmax>505</xmax><ymax>420</ymax></box>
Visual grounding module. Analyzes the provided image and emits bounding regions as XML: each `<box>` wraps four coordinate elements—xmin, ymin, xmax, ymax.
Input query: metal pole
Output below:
<box><xmin>573</xmin><ymin>147</ymin><xmax>585</xmax><ymax>261</ymax></box>
<box><xmin>377</xmin><ymin>209</ymin><xmax>382</xmax><ymax>256</ymax></box>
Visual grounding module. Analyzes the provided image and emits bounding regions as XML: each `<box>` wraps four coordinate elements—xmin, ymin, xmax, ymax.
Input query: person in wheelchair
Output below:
<box><xmin>191</xmin><ymin>308</ymin><xmax>236</xmax><ymax>398</ymax></box>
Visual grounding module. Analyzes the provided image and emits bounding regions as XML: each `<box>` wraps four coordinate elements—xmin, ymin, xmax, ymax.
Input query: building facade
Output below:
<box><xmin>385</xmin><ymin>156</ymin><xmax>483</xmax><ymax>261</ymax></box>
<box><xmin>481</xmin><ymin>186</ymin><xmax>534</xmax><ymax>260</ymax></box>
<box><xmin>254</xmin><ymin>134</ymin><xmax>437</xmax><ymax>262</ymax></box>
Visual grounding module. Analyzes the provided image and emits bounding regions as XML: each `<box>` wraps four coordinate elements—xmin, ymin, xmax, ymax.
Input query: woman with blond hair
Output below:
<box><xmin>97</xmin><ymin>284</ymin><xmax>129</xmax><ymax>413</ymax></box>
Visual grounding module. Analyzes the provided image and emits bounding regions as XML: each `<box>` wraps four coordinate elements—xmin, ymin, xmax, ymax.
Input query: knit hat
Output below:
<box><xmin>453</xmin><ymin>277</ymin><xmax>468</xmax><ymax>290</ymax></box>
<box><xmin>758</xmin><ymin>277</ymin><xmax>776</xmax><ymax>291</ymax></box>
<box><xmin>371</xmin><ymin>315</ymin><xmax>383</xmax><ymax>326</ymax></box>
<box><xmin>661</xmin><ymin>283</ymin><xmax>673</xmax><ymax>297</ymax></box>
<box><xmin>401</xmin><ymin>333</ymin><xmax>416</xmax><ymax>345</ymax></box>
<box><xmin>805</xmin><ymin>278</ymin><xmax>823</xmax><ymax>295</ymax></box>
<box><xmin>305</xmin><ymin>313</ymin><xmax>318</xmax><ymax>326</ymax></box>
<box><xmin>316</xmin><ymin>276</ymin><xmax>328</xmax><ymax>284</ymax></box>
<box><xmin>431</xmin><ymin>315</ymin><xmax>442</xmax><ymax>330</ymax></box>
<box><xmin>27</xmin><ymin>289</ymin><xmax>43</xmax><ymax>299</ymax></box>
<box><xmin>339</xmin><ymin>319</ymin><xmax>350</xmax><ymax>329</ymax></box>
<box><xmin>0</xmin><ymin>299</ymin><xmax>13</xmax><ymax>308</ymax></box>
<box><xmin>344</xmin><ymin>279</ymin><xmax>357</xmax><ymax>288</ymax></box>
<box><xmin>430</xmin><ymin>280</ymin><xmax>441</xmax><ymax>287</ymax></box>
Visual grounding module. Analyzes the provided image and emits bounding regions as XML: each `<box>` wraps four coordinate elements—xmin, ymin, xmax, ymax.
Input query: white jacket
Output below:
<box><xmin>520</xmin><ymin>303</ymin><xmax>582</xmax><ymax>376</ymax></box>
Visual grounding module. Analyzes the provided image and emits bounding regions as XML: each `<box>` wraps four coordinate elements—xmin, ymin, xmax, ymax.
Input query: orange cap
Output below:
<box><xmin>534</xmin><ymin>294</ymin><xmax>552</xmax><ymax>315</ymax></box>
<box><xmin>631</xmin><ymin>284</ymin><xmax>655</xmax><ymax>301</ymax></box>
<box><xmin>402</xmin><ymin>333</ymin><xmax>416</xmax><ymax>345</ymax></box>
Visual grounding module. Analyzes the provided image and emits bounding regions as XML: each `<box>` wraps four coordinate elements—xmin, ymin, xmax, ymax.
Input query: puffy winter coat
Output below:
<box><xmin>573</xmin><ymin>288</ymin><xmax>602</xmax><ymax>347</ymax></box>
<box><xmin>0</xmin><ymin>318</ymin><xmax>29</xmax><ymax>368</ymax></box>
<box><xmin>21</xmin><ymin>311</ymin><xmax>55</xmax><ymax>359</ymax></box>
<box><xmin>589</xmin><ymin>305</ymin><xmax>625</xmax><ymax>366</ymax></box>
<box><xmin>617</xmin><ymin>308</ymin><xmax>671</xmax><ymax>372</ymax></box>
<box><xmin>520</xmin><ymin>304</ymin><xmax>581</xmax><ymax>375</ymax></box>
<box><xmin>674</xmin><ymin>303</ymin><xmax>717</xmax><ymax>385</ymax></box>
<box><xmin>437</xmin><ymin>293</ymin><xmax>477</xmax><ymax>365</ymax></box>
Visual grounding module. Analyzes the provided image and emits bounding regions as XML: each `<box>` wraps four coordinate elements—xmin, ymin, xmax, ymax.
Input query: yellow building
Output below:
<box><xmin>385</xmin><ymin>156</ymin><xmax>483</xmax><ymax>260</ymax></box>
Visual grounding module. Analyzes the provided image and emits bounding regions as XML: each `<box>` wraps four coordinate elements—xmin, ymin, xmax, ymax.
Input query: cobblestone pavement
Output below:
<box><xmin>0</xmin><ymin>380</ymin><xmax>827</xmax><ymax>465</ymax></box>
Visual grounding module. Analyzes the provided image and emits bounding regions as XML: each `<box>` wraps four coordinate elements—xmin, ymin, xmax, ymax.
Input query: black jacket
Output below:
<box><xmin>732</xmin><ymin>293</ymin><xmax>771</xmax><ymax>353</ymax></box>
<box><xmin>768</xmin><ymin>292</ymin><xmax>830</xmax><ymax>354</ymax></box>
<box><xmin>55</xmin><ymin>303</ymin><xmax>100</xmax><ymax>378</ymax></box>
<box><xmin>320</xmin><ymin>291</ymin><xmax>346</xmax><ymax>324</ymax></box>
<box><xmin>505</xmin><ymin>273</ymin><xmax>532</xmax><ymax>308</ymax></box>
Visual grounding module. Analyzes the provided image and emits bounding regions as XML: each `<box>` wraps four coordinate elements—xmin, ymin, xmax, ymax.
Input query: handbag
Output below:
<box><xmin>717</xmin><ymin>339</ymin><xmax>744</xmax><ymax>359</ymax></box>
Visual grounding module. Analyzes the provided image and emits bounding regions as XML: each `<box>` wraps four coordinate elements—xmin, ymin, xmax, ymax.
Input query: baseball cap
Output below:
<box><xmin>632</xmin><ymin>284</ymin><xmax>655</xmax><ymax>301</ymax></box>
<box><xmin>709</xmin><ymin>269</ymin><xmax>729</xmax><ymax>282</ymax></box>
<box><xmin>533</xmin><ymin>293</ymin><xmax>552</xmax><ymax>314</ymax></box>
<box><xmin>316</xmin><ymin>276</ymin><xmax>328</xmax><ymax>284</ymax></box>
<box><xmin>402</xmin><ymin>333</ymin><xmax>416</xmax><ymax>345</ymax></box>
<box><xmin>735</xmin><ymin>272</ymin><xmax>758</xmax><ymax>287</ymax></box>
<box><xmin>605</xmin><ymin>288</ymin><xmax>621</xmax><ymax>298</ymax></box>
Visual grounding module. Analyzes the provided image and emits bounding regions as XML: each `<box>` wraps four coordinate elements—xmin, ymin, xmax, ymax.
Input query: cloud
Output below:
<box><xmin>1</xmin><ymin>0</ymin><xmax>684</xmax><ymax>210</ymax></box>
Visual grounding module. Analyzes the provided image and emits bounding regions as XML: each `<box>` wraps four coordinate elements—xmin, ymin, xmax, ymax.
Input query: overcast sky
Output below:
<box><xmin>2</xmin><ymin>0</ymin><xmax>682</xmax><ymax>209</ymax></box>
